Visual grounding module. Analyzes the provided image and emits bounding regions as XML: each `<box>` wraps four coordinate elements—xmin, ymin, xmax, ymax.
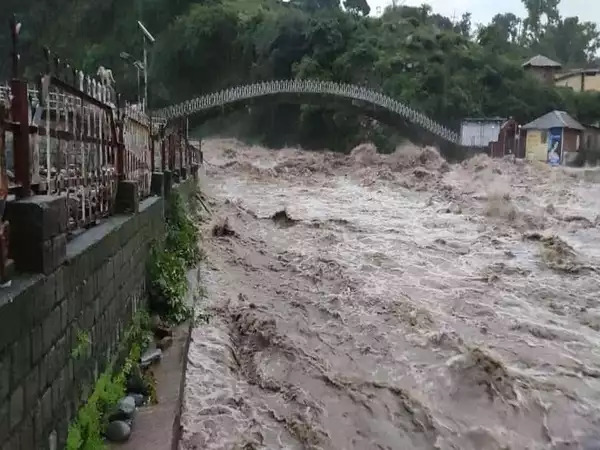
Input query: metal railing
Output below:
<box><xmin>155</xmin><ymin>79</ymin><xmax>460</xmax><ymax>144</ymax></box>
<box><xmin>0</xmin><ymin>49</ymin><xmax>197</xmax><ymax>237</ymax></box>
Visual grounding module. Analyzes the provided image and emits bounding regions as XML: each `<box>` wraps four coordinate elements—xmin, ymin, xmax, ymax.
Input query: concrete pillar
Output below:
<box><xmin>5</xmin><ymin>196</ymin><xmax>67</xmax><ymax>274</ymax></box>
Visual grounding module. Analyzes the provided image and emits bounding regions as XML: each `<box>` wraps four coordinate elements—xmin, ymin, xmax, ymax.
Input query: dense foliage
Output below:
<box><xmin>1</xmin><ymin>0</ymin><xmax>599</xmax><ymax>150</ymax></box>
<box><xmin>148</xmin><ymin>189</ymin><xmax>201</xmax><ymax>324</ymax></box>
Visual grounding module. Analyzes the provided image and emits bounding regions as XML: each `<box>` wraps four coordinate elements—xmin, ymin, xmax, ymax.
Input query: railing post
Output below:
<box><xmin>116</xmin><ymin>119</ymin><xmax>125</xmax><ymax>181</ymax></box>
<box><xmin>178</xmin><ymin>123</ymin><xmax>184</xmax><ymax>179</ymax></box>
<box><xmin>161</xmin><ymin>137</ymin><xmax>166</xmax><ymax>172</ymax></box>
<box><xmin>150</xmin><ymin>133</ymin><xmax>155</xmax><ymax>173</ymax></box>
<box><xmin>11</xmin><ymin>79</ymin><xmax>31</xmax><ymax>198</ymax></box>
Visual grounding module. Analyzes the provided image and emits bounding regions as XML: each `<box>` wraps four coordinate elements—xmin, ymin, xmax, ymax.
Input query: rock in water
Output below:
<box><xmin>129</xmin><ymin>393</ymin><xmax>146</xmax><ymax>407</ymax></box>
<box><xmin>126</xmin><ymin>366</ymin><xmax>148</xmax><ymax>395</ymax></box>
<box><xmin>105</xmin><ymin>420</ymin><xmax>131</xmax><ymax>442</ymax></box>
<box><xmin>140</xmin><ymin>348</ymin><xmax>162</xmax><ymax>368</ymax></box>
<box><xmin>117</xmin><ymin>396</ymin><xmax>137</xmax><ymax>419</ymax></box>
<box><xmin>157</xmin><ymin>336</ymin><xmax>173</xmax><ymax>350</ymax></box>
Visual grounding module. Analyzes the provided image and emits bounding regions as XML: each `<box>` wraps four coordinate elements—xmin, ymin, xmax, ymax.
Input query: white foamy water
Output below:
<box><xmin>181</xmin><ymin>139</ymin><xmax>600</xmax><ymax>450</ymax></box>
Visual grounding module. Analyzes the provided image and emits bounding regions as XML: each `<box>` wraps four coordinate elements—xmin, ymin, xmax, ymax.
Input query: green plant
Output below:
<box><xmin>66</xmin><ymin>311</ymin><xmax>154</xmax><ymax>450</ymax></box>
<box><xmin>148</xmin><ymin>244</ymin><xmax>191</xmax><ymax>323</ymax></box>
<box><xmin>66</xmin><ymin>371</ymin><xmax>125</xmax><ymax>450</ymax></box>
<box><xmin>147</xmin><ymin>190</ymin><xmax>204</xmax><ymax>324</ymax></box>
<box><xmin>165</xmin><ymin>192</ymin><xmax>202</xmax><ymax>267</ymax></box>
<box><xmin>71</xmin><ymin>330</ymin><xmax>91</xmax><ymax>360</ymax></box>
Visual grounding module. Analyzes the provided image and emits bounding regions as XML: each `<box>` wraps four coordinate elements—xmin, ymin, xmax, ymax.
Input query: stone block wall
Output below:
<box><xmin>0</xmin><ymin>178</ymin><xmax>195</xmax><ymax>450</ymax></box>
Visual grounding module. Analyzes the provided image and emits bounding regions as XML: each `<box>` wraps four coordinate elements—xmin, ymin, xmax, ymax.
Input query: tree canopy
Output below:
<box><xmin>1</xmin><ymin>0</ymin><xmax>599</xmax><ymax>151</ymax></box>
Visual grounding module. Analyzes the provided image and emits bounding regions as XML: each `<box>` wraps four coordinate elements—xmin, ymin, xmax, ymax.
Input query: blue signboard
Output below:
<box><xmin>548</xmin><ymin>128</ymin><xmax>562</xmax><ymax>166</ymax></box>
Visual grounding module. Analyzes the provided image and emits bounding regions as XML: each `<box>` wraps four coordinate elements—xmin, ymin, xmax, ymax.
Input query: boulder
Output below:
<box><xmin>105</xmin><ymin>420</ymin><xmax>131</xmax><ymax>442</ymax></box>
<box><xmin>140</xmin><ymin>348</ymin><xmax>162</xmax><ymax>369</ymax></box>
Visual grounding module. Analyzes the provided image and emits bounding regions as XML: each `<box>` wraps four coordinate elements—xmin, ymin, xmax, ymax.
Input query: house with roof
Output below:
<box><xmin>522</xmin><ymin>55</ymin><xmax>562</xmax><ymax>85</ymax></box>
<box><xmin>460</xmin><ymin>117</ymin><xmax>521</xmax><ymax>158</ymax></box>
<box><xmin>555</xmin><ymin>68</ymin><xmax>600</xmax><ymax>93</ymax></box>
<box><xmin>522</xmin><ymin>110</ymin><xmax>584</xmax><ymax>165</ymax></box>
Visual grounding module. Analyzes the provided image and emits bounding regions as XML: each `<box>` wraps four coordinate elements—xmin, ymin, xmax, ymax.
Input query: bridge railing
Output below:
<box><xmin>155</xmin><ymin>79</ymin><xmax>460</xmax><ymax>144</ymax></box>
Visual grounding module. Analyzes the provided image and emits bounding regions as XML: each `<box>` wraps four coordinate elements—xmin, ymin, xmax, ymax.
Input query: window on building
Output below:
<box><xmin>541</xmin><ymin>131</ymin><xmax>548</xmax><ymax>143</ymax></box>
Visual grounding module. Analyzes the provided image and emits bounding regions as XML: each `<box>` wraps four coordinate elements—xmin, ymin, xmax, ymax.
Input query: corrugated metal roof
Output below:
<box><xmin>522</xmin><ymin>110</ymin><xmax>585</xmax><ymax>131</ymax></box>
<box><xmin>462</xmin><ymin>117</ymin><xmax>506</xmax><ymax>123</ymax></box>
<box><xmin>522</xmin><ymin>55</ymin><xmax>562</xmax><ymax>68</ymax></box>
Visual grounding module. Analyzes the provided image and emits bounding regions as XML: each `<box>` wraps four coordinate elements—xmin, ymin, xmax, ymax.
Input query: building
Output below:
<box><xmin>522</xmin><ymin>55</ymin><xmax>562</xmax><ymax>84</ymax></box>
<box><xmin>555</xmin><ymin>68</ymin><xmax>600</xmax><ymax>92</ymax></box>
<box><xmin>522</xmin><ymin>110</ymin><xmax>584</xmax><ymax>164</ymax></box>
<box><xmin>581</xmin><ymin>124</ymin><xmax>600</xmax><ymax>165</ymax></box>
<box><xmin>460</xmin><ymin>118</ymin><xmax>521</xmax><ymax>158</ymax></box>
<box><xmin>460</xmin><ymin>118</ymin><xmax>505</xmax><ymax>148</ymax></box>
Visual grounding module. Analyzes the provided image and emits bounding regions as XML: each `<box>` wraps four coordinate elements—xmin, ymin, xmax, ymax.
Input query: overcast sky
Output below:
<box><xmin>369</xmin><ymin>0</ymin><xmax>600</xmax><ymax>26</ymax></box>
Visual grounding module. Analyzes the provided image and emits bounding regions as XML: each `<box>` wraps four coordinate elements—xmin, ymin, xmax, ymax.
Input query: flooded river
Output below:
<box><xmin>180</xmin><ymin>139</ymin><xmax>600</xmax><ymax>450</ymax></box>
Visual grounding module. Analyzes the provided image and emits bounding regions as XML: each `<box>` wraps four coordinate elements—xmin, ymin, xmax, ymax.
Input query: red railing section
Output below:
<box><xmin>0</xmin><ymin>24</ymin><xmax>198</xmax><ymax>261</ymax></box>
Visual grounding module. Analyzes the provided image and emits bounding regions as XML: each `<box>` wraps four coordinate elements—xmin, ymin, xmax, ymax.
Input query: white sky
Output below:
<box><xmin>369</xmin><ymin>0</ymin><xmax>600</xmax><ymax>26</ymax></box>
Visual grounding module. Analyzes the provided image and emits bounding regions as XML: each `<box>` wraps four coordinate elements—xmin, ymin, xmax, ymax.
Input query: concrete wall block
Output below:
<box><xmin>111</xmin><ymin>249</ymin><xmax>123</xmax><ymax>281</ymax></box>
<box><xmin>30</xmin><ymin>325</ymin><xmax>43</xmax><ymax>366</ymax></box>
<box><xmin>56</xmin><ymin>418</ymin><xmax>68</xmax><ymax>450</ymax></box>
<box><xmin>66</xmin><ymin>288</ymin><xmax>82</xmax><ymax>326</ymax></box>
<box><xmin>0</xmin><ymin>296</ymin><xmax>23</xmax><ymax>354</ymax></box>
<box><xmin>80</xmin><ymin>276</ymin><xmax>96</xmax><ymax>308</ymax></box>
<box><xmin>99</xmin><ymin>281</ymin><xmax>115</xmax><ymax>316</ymax></box>
<box><xmin>10</xmin><ymin>333</ymin><xmax>31</xmax><ymax>389</ymax></box>
<box><xmin>115</xmin><ymin>180</ymin><xmax>140</xmax><ymax>214</ymax></box>
<box><xmin>59</xmin><ymin>301</ymin><xmax>68</xmax><ymax>333</ymax></box>
<box><xmin>32</xmin><ymin>402</ymin><xmax>42</xmax><ymax>448</ymax></box>
<box><xmin>0</xmin><ymin>351</ymin><xmax>9</xmax><ymax>401</ymax></box>
<box><xmin>40</xmin><ymin>234</ymin><xmax>67</xmax><ymax>275</ymax></box>
<box><xmin>93</xmin><ymin>261</ymin><xmax>114</xmax><ymax>300</ymax></box>
<box><xmin>5</xmin><ymin>196</ymin><xmax>67</xmax><ymax>243</ymax></box>
<box><xmin>88</xmin><ymin>234</ymin><xmax>116</xmax><ymax>274</ymax></box>
<box><xmin>24</xmin><ymin>365</ymin><xmax>40</xmax><ymax>413</ymax></box>
<box><xmin>40</xmin><ymin>388</ymin><xmax>52</xmax><ymax>434</ymax></box>
<box><xmin>19</xmin><ymin>414</ymin><xmax>34</xmax><ymax>450</ymax></box>
<box><xmin>9</xmin><ymin>384</ymin><xmax>23</xmax><ymax>431</ymax></box>
<box><xmin>59</xmin><ymin>263</ymin><xmax>80</xmax><ymax>300</ymax></box>
<box><xmin>150</xmin><ymin>172</ymin><xmax>164</xmax><ymax>197</ymax></box>
<box><xmin>83</xmin><ymin>303</ymin><xmax>95</xmax><ymax>331</ymax></box>
<box><xmin>13</xmin><ymin>282</ymin><xmax>38</xmax><ymax>332</ymax></box>
<box><xmin>40</xmin><ymin>336</ymin><xmax>66</xmax><ymax>393</ymax></box>
<box><xmin>50</xmin><ymin>369</ymin><xmax>65</xmax><ymax>417</ymax></box>
<box><xmin>41</xmin><ymin>307</ymin><xmax>61</xmax><ymax>357</ymax></box>
<box><xmin>3</xmin><ymin>430</ymin><xmax>19</xmax><ymax>449</ymax></box>
<box><xmin>163</xmin><ymin>170</ymin><xmax>173</xmax><ymax>198</ymax></box>
<box><xmin>32</xmin><ymin>274</ymin><xmax>58</xmax><ymax>328</ymax></box>
<box><xmin>0</xmin><ymin>402</ymin><xmax>8</xmax><ymax>442</ymax></box>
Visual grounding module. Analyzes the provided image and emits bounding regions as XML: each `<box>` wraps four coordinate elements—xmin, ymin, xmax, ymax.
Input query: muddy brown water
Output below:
<box><xmin>180</xmin><ymin>139</ymin><xmax>600</xmax><ymax>450</ymax></box>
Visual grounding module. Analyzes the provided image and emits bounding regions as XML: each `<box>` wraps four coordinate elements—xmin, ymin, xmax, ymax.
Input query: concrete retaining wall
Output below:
<box><xmin>0</xmin><ymin>178</ymin><xmax>195</xmax><ymax>450</ymax></box>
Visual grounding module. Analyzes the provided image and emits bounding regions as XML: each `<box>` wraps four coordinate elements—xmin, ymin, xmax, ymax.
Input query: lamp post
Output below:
<box><xmin>137</xmin><ymin>21</ymin><xmax>155</xmax><ymax>113</ymax></box>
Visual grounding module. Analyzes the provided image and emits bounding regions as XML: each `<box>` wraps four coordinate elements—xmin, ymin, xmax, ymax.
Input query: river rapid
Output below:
<box><xmin>180</xmin><ymin>138</ymin><xmax>600</xmax><ymax>450</ymax></box>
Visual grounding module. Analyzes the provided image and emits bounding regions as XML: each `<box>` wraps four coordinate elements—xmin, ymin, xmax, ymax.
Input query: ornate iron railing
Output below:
<box><xmin>154</xmin><ymin>79</ymin><xmax>460</xmax><ymax>144</ymax></box>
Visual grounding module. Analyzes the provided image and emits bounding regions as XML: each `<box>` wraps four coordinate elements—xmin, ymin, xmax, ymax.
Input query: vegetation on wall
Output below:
<box><xmin>148</xmin><ymin>189</ymin><xmax>201</xmax><ymax>324</ymax></box>
<box><xmin>2</xmin><ymin>0</ymin><xmax>599</xmax><ymax>150</ymax></box>
<box><xmin>66</xmin><ymin>312</ymin><xmax>152</xmax><ymax>450</ymax></box>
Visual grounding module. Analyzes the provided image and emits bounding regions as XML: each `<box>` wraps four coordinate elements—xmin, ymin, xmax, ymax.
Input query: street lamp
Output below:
<box><xmin>137</xmin><ymin>21</ymin><xmax>155</xmax><ymax>113</ymax></box>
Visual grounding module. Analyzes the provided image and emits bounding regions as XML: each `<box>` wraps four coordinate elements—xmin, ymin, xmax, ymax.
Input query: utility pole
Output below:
<box><xmin>137</xmin><ymin>21</ymin><xmax>155</xmax><ymax>113</ymax></box>
<box><xmin>143</xmin><ymin>36</ymin><xmax>148</xmax><ymax>113</ymax></box>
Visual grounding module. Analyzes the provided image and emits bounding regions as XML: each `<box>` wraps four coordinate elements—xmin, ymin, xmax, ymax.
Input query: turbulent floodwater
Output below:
<box><xmin>180</xmin><ymin>138</ymin><xmax>600</xmax><ymax>450</ymax></box>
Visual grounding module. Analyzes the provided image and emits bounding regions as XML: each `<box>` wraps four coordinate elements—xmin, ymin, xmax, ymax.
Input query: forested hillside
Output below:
<box><xmin>1</xmin><ymin>0</ymin><xmax>599</xmax><ymax>150</ymax></box>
